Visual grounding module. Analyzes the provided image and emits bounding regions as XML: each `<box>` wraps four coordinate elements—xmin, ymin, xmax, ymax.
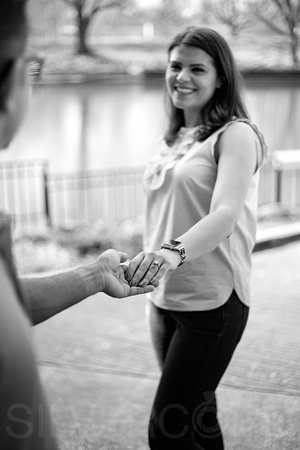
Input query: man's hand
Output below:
<box><xmin>93</xmin><ymin>249</ymin><xmax>156</xmax><ymax>298</ymax></box>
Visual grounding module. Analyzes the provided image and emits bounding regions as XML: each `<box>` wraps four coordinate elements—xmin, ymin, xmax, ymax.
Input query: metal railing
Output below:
<box><xmin>1</xmin><ymin>158</ymin><xmax>300</xmax><ymax>229</ymax></box>
<box><xmin>47</xmin><ymin>166</ymin><xmax>145</xmax><ymax>227</ymax></box>
<box><xmin>0</xmin><ymin>161</ymin><xmax>145</xmax><ymax>228</ymax></box>
<box><xmin>0</xmin><ymin>160</ymin><xmax>49</xmax><ymax>228</ymax></box>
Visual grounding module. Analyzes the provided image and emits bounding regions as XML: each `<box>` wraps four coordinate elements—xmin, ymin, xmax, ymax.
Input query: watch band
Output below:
<box><xmin>161</xmin><ymin>239</ymin><xmax>186</xmax><ymax>266</ymax></box>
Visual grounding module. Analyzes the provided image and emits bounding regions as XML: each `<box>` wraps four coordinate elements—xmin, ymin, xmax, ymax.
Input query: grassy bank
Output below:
<box><xmin>27</xmin><ymin>26</ymin><xmax>300</xmax><ymax>82</ymax></box>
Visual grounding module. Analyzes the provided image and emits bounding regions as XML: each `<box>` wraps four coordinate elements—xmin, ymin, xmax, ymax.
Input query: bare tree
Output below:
<box><xmin>63</xmin><ymin>0</ymin><xmax>123</xmax><ymax>55</ymax></box>
<box><xmin>207</xmin><ymin>0</ymin><xmax>256</xmax><ymax>36</ymax></box>
<box><xmin>251</xmin><ymin>0</ymin><xmax>300</xmax><ymax>64</ymax></box>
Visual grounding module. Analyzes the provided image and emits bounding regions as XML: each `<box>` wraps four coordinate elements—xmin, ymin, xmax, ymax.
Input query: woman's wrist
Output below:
<box><xmin>159</xmin><ymin>248</ymin><xmax>181</xmax><ymax>270</ymax></box>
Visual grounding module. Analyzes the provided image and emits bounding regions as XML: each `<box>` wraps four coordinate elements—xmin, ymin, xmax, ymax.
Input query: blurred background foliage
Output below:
<box><xmin>26</xmin><ymin>0</ymin><xmax>300</xmax><ymax>76</ymax></box>
<box><xmin>14</xmin><ymin>219</ymin><xmax>144</xmax><ymax>274</ymax></box>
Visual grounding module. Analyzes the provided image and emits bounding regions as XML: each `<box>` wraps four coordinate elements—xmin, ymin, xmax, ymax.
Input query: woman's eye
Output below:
<box><xmin>170</xmin><ymin>63</ymin><xmax>181</xmax><ymax>70</ymax></box>
<box><xmin>192</xmin><ymin>67</ymin><xmax>204</xmax><ymax>73</ymax></box>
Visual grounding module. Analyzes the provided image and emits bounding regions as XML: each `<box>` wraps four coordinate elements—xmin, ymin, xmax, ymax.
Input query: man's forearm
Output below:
<box><xmin>20</xmin><ymin>264</ymin><xmax>102</xmax><ymax>326</ymax></box>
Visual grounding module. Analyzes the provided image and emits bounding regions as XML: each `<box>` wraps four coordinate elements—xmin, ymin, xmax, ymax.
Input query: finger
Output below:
<box><xmin>122</xmin><ymin>264</ymin><xmax>159</xmax><ymax>288</ymax></box>
<box><xmin>120</xmin><ymin>263</ymin><xmax>128</xmax><ymax>273</ymax></box>
<box><xmin>130</xmin><ymin>254</ymin><xmax>155</xmax><ymax>287</ymax></box>
<box><xmin>125</xmin><ymin>253</ymin><xmax>145</xmax><ymax>282</ymax></box>
<box><xmin>128</xmin><ymin>284</ymin><xmax>155</xmax><ymax>297</ymax></box>
<box><xmin>137</xmin><ymin>262</ymin><xmax>160</xmax><ymax>287</ymax></box>
<box><xmin>138</xmin><ymin>262</ymin><xmax>167</xmax><ymax>287</ymax></box>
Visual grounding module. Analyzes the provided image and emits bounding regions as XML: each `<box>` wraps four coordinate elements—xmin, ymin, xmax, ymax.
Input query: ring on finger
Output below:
<box><xmin>152</xmin><ymin>260</ymin><xmax>160</xmax><ymax>268</ymax></box>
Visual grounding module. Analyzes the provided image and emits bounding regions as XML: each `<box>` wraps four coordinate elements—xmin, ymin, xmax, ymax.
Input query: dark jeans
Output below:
<box><xmin>147</xmin><ymin>290</ymin><xmax>249</xmax><ymax>450</ymax></box>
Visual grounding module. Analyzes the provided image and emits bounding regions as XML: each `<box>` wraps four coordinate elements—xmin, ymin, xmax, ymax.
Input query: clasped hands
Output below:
<box><xmin>94</xmin><ymin>248</ymin><xmax>180</xmax><ymax>299</ymax></box>
<box><xmin>125</xmin><ymin>248</ymin><xmax>181</xmax><ymax>288</ymax></box>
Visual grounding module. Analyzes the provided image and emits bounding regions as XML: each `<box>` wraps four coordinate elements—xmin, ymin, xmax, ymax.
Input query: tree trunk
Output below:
<box><xmin>231</xmin><ymin>23</ymin><xmax>239</xmax><ymax>36</ymax></box>
<box><xmin>77</xmin><ymin>15</ymin><xmax>93</xmax><ymax>55</ymax></box>
<box><xmin>290</xmin><ymin>31</ymin><xmax>299</xmax><ymax>65</ymax></box>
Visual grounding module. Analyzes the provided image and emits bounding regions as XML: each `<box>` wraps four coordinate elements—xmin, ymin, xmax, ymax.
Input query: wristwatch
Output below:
<box><xmin>161</xmin><ymin>239</ymin><xmax>186</xmax><ymax>266</ymax></box>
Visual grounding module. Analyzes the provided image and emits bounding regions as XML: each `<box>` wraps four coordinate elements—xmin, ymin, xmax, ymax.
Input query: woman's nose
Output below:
<box><xmin>176</xmin><ymin>68</ymin><xmax>191</xmax><ymax>82</ymax></box>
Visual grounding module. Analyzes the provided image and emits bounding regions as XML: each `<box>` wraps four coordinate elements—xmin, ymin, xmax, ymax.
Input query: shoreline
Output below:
<box><xmin>39</xmin><ymin>67</ymin><xmax>300</xmax><ymax>85</ymax></box>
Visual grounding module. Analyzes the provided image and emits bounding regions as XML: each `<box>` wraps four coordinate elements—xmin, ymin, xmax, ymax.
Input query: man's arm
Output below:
<box><xmin>20</xmin><ymin>249</ymin><xmax>155</xmax><ymax>326</ymax></box>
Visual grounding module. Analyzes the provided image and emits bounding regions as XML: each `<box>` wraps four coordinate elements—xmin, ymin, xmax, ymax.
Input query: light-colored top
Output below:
<box><xmin>143</xmin><ymin>119</ymin><xmax>266</xmax><ymax>311</ymax></box>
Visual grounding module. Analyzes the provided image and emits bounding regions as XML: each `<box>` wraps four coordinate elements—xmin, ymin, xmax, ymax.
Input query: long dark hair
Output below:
<box><xmin>164</xmin><ymin>27</ymin><xmax>249</xmax><ymax>146</ymax></box>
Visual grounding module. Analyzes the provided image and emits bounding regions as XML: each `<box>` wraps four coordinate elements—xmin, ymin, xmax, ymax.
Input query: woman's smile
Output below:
<box><xmin>174</xmin><ymin>85</ymin><xmax>197</xmax><ymax>95</ymax></box>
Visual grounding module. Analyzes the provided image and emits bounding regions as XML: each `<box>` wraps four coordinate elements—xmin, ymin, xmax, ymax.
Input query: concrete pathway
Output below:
<box><xmin>33</xmin><ymin>241</ymin><xmax>300</xmax><ymax>450</ymax></box>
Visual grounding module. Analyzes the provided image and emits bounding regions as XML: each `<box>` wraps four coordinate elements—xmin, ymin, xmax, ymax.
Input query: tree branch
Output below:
<box><xmin>255</xmin><ymin>9</ymin><xmax>286</xmax><ymax>34</ymax></box>
<box><xmin>90</xmin><ymin>1</ymin><xmax>122</xmax><ymax>18</ymax></box>
<box><xmin>63</xmin><ymin>0</ymin><xmax>84</xmax><ymax>11</ymax></box>
<box><xmin>252</xmin><ymin>1</ymin><xmax>286</xmax><ymax>34</ymax></box>
<box><xmin>273</xmin><ymin>0</ymin><xmax>294</xmax><ymax>29</ymax></box>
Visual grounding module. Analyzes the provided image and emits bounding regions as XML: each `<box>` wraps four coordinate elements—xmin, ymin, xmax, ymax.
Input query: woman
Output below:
<box><xmin>126</xmin><ymin>27</ymin><xmax>266</xmax><ymax>449</ymax></box>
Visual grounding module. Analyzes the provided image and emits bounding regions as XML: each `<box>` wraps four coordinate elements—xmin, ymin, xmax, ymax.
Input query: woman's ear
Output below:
<box><xmin>216</xmin><ymin>77</ymin><xmax>223</xmax><ymax>89</ymax></box>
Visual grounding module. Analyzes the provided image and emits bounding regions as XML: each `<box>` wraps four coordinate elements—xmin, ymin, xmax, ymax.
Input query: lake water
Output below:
<box><xmin>1</xmin><ymin>76</ymin><xmax>300</xmax><ymax>172</ymax></box>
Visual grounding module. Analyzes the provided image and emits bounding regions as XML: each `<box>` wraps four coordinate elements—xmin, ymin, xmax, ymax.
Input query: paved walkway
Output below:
<box><xmin>33</xmin><ymin>240</ymin><xmax>300</xmax><ymax>450</ymax></box>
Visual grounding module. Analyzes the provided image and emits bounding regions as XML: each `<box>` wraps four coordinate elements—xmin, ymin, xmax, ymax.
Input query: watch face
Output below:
<box><xmin>170</xmin><ymin>239</ymin><xmax>181</xmax><ymax>246</ymax></box>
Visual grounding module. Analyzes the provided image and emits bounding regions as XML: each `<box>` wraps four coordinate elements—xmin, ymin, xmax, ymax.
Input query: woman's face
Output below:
<box><xmin>166</xmin><ymin>44</ymin><xmax>221</xmax><ymax>127</ymax></box>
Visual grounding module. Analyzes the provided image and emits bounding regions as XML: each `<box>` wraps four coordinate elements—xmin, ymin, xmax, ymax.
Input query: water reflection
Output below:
<box><xmin>247</xmin><ymin>84</ymin><xmax>300</xmax><ymax>152</ymax></box>
<box><xmin>1</xmin><ymin>78</ymin><xmax>299</xmax><ymax>171</ymax></box>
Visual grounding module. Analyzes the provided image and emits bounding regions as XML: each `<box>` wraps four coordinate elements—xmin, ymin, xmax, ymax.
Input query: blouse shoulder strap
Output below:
<box><xmin>209</xmin><ymin>118</ymin><xmax>267</xmax><ymax>158</ymax></box>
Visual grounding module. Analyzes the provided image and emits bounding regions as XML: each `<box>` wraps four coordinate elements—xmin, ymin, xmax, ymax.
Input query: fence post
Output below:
<box><xmin>43</xmin><ymin>165</ymin><xmax>52</xmax><ymax>227</ymax></box>
<box><xmin>275</xmin><ymin>169</ymin><xmax>282</xmax><ymax>203</ymax></box>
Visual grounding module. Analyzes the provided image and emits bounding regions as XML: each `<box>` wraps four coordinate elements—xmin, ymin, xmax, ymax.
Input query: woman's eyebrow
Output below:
<box><xmin>168</xmin><ymin>60</ymin><xmax>208</xmax><ymax>68</ymax></box>
<box><xmin>169</xmin><ymin>60</ymin><xmax>207</xmax><ymax>67</ymax></box>
<box><xmin>190</xmin><ymin>63</ymin><xmax>207</xmax><ymax>67</ymax></box>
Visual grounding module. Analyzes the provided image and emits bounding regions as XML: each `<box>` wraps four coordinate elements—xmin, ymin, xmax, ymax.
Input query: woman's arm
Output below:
<box><xmin>178</xmin><ymin>121</ymin><xmax>258</xmax><ymax>260</ymax></box>
<box><xmin>126</xmin><ymin>122</ymin><xmax>258</xmax><ymax>287</ymax></box>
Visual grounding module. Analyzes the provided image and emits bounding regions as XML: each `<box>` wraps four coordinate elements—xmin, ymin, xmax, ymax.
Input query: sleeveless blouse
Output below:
<box><xmin>143</xmin><ymin>119</ymin><xmax>266</xmax><ymax>311</ymax></box>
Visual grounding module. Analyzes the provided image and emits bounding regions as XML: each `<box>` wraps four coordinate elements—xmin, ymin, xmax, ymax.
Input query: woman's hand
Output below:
<box><xmin>125</xmin><ymin>249</ymin><xmax>181</xmax><ymax>288</ymax></box>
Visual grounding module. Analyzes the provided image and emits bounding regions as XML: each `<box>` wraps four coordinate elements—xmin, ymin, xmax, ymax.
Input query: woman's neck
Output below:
<box><xmin>184</xmin><ymin>111</ymin><xmax>202</xmax><ymax>129</ymax></box>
